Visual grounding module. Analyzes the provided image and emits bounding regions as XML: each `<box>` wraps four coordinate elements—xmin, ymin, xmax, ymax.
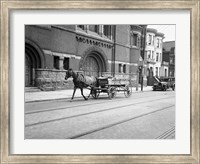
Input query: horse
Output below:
<box><xmin>65</xmin><ymin>69</ymin><xmax>97</xmax><ymax>101</ymax></box>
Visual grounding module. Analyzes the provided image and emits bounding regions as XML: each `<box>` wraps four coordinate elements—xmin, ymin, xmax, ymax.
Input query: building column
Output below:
<box><xmin>85</xmin><ymin>25</ymin><xmax>89</xmax><ymax>33</ymax></box>
<box><xmin>121</xmin><ymin>64</ymin><xmax>123</xmax><ymax>73</ymax></box>
<box><xmin>59</xmin><ymin>56</ymin><xmax>64</xmax><ymax>70</ymax></box>
<box><xmin>99</xmin><ymin>25</ymin><xmax>103</xmax><ymax>36</ymax></box>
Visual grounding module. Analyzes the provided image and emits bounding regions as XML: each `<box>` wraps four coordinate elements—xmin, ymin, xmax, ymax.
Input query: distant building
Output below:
<box><xmin>162</xmin><ymin>41</ymin><xmax>175</xmax><ymax>77</ymax></box>
<box><xmin>145</xmin><ymin>28</ymin><xmax>165</xmax><ymax>85</ymax></box>
<box><xmin>25</xmin><ymin>25</ymin><xmax>147</xmax><ymax>91</ymax></box>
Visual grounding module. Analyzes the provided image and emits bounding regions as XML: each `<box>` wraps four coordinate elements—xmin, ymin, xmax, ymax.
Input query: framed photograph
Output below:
<box><xmin>1</xmin><ymin>0</ymin><xmax>199</xmax><ymax>163</ymax></box>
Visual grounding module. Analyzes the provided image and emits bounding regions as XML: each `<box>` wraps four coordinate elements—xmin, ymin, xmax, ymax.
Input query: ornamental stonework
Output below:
<box><xmin>76</xmin><ymin>36</ymin><xmax>113</xmax><ymax>49</ymax></box>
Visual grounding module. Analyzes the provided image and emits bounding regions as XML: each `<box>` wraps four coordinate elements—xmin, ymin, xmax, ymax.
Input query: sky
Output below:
<box><xmin>147</xmin><ymin>25</ymin><xmax>175</xmax><ymax>42</ymax></box>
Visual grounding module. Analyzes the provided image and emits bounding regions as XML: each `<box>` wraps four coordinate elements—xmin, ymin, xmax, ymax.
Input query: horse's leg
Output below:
<box><xmin>88</xmin><ymin>88</ymin><xmax>92</xmax><ymax>99</ymax></box>
<box><xmin>80</xmin><ymin>88</ymin><xmax>88</xmax><ymax>100</ymax></box>
<box><xmin>71</xmin><ymin>87</ymin><xmax>76</xmax><ymax>101</ymax></box>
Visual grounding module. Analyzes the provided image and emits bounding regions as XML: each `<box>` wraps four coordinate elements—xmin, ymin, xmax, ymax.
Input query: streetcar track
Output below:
<box><xmin>25</xmin><ymin>96</ymin><xmax>174</xmax><ymax>127</ymax></box>
<box><xmin>25</xmin><ymin>93</ymin><xmax>175</xmax><ymax>115</ymax></box>
<box><xmin>155</xmin><ymin>126</ymin><xmax>175</xmax><ymax>139</ymax></box>
<box><xmin>67</xmin><ymin>105</ymin><xmax>175</xmax><ymax>139</ymax></box>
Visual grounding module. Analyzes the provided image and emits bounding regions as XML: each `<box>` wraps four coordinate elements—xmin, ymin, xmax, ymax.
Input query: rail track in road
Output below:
<box><xmin>155</xmin><ymin>126</ymin><xmax>175</xmax><ymax>139</ymax></box>
<box><xmin>25</xmin><ymin>91</ymin><xmax>175</xmax><ymax>139</ymax></box>
<box><xmin>25</xmin><ymin>92</ymin><xmax>173</xmax><ymax>115</ymax></box>
<box><xmin>67</xmin><ymin>105</ymin><xmax>174</xmax><ymax>139</ymax></box>
<box><xmin>25</xmin><ymin>95</ymin><xmax>175</xmax><ymax>128</ymax></box>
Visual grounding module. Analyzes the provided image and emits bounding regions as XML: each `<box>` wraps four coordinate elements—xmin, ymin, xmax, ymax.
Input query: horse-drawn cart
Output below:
<box><xmin>65</xmin><ymin>69</ymin><xmax>132</xmax><ymax>101</ymax></box>
<box><xmin>90</xmin><ymin>77</ymin><xmax>132</xmax><ymax>99</ymax></box>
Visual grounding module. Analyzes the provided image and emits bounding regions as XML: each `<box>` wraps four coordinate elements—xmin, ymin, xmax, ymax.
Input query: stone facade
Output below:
<box><xmin>163</xmin><ymin>41</ymin><xmax>175</xmax><ymax>77</ymax></box>
<box><xmin>35</xmin><ymin>69</ymin><xmax>72</xmax><ymax>91</ymax></box>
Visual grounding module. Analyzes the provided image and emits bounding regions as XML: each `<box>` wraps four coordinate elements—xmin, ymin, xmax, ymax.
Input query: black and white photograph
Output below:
<box><xmin>1</xmin><ymin>0</ymin><xmax>198</xmax><ymax>162</ymax></box>
<box><xmin>25</xmin><ymin>24</ymin><xmax>176</xmax><ymax>139</ymax></box>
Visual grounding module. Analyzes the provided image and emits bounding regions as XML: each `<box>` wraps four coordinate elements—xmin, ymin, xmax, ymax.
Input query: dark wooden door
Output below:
<box><xmin>84</xmin><ymin>56</ymin><xmax>99</xmax><ymax>77</ymax></box>
<box><xmin>25</xmin><ymin>54</ymin><xmax>32</xmax><ymax>86</ymax></box>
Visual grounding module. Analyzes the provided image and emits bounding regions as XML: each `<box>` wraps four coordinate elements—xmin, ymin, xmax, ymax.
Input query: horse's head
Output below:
<box><xmin>65</xmin><ymin>69</ymin><xmax>74</xmax><ymax>80</ymax></box>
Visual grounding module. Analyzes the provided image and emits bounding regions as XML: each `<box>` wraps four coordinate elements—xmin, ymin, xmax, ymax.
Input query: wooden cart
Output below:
<box><xmin>90</xmin><ymin>77</ymin><xmax>132</xmax><ymax>99</ymax></box>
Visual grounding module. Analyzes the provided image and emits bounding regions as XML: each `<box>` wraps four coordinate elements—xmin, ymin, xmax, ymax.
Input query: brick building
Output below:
<box><xmin>162</xmin><ymin>41</ymin><xmax>175</xmax><ymax>77</ymax></box>
<box><xmin>25</xmin><ymin>25</ymin><xmax>148</xmax><ymax>91</ymax></box>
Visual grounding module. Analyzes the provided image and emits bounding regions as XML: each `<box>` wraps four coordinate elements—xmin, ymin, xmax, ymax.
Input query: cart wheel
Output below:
<box><xmin>108</xmin><ymin>87</ymin><xmax>117</xmax><ymax>99</ymax></box>
<box><xmin>91</xmin><ymin>89</ymin><xmax>99</xmax><ymax>99</ymax></box>
<box><xmin>124</xmin><ymin>85</ymin><xmax>132</xmax><ymax>98</ymax></box>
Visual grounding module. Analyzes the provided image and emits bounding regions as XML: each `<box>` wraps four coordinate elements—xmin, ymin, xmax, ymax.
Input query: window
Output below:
<box><xmin>119</xmin><ymin>64</ymin><xmax>122</xmax><ymax>73</ymax></box>
<box><xmin>103</xmin><ymin>25</ymin><xmax>112</xmax><ymax>39</ymax></box>
<box><xmin>137</xmin><ymin>36</ymin><xmax>141</xmax><ymax>47</ymax></box>
<box><xmin>147</xmin><ymin>50</ymin><xmax>151</xmax><ymax>59</ymax></box>
<box><xmin>54</xmin><ymin>56</ymin><xmax>59</xmax><ymax>69</ymax></box>
<box><xmin>132</xmin><ymin>34</ymin><xmax>137</xmax><ymax>46</ymax></box>
<box><xmin>148</xmin><ymin>34</ymin><xmax>152</xmax><ymax>45</ymax></box>
<box><xmin>170</xmin><ymin>71</ymin><xmax>172</xmax><ymax>76</ymax></box>
<box><xmin>77</xmin><ymin>25</ymin><xmax>85</xmax><ymax>30</ymax></box>
<box><xmin>152</xmin><ymin>51</ymin><xmax>154</xmax><ymax>59</ymax></box>
<box><xmin>156</xmin><ymin>38</ymin><xmax>160</xmax><ymax>48</ymax></box>
<box><xmin>89</xmin><ymin>25</ymin><xmax>99</xmax><ymax>33</ymax></box>
<box><xmin>156</xmin><ymin>53</ymin><xmax>159</xmax><ymax>62</ymax></box>
<box><xmin>63</xmin><ymin>57</ymin><xmax>69</xmax><ymax>70</ymax></box>
<box><xmin>170</xmin><ymin>57</ymin><xmax>173</xmax><ymax>64</ymax></box>
<box><xmin>123</xmin><ymin>65</ymin><xmax>126</xmax><ymax>73</ymax></box>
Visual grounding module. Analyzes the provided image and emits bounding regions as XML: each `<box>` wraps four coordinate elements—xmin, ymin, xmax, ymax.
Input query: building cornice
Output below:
<box><xmin>147</xmin><ymin>28</ymin><xmax>157</xmax><ymax>34</ymax></box>
<box><xmin>156</xmin><ymin>32</ymin><xmax>165</xmax><ymax>38</ymax></box>
<box><xmin>130</xmin><ymin>25</ymin><xmax>143</xmax><ymax>33</ymax></box>
<box><xmin>76</xmin><ymin>30</ymin><xmax>113</xmax><ymax>44</ymax></box>
<box><xmin>76</xmin><ymin>35</ymin><xmax>113</xmax><ymax>49</ymax></box>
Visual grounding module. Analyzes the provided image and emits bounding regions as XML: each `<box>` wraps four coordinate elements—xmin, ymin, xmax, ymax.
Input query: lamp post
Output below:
<box><xmin>139</xmin><ymin>57</ymin><xmax>144</xmax><ymax>91</ymax></box>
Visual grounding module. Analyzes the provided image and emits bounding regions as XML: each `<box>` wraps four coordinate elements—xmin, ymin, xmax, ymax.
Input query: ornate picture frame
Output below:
<box><xmin>1</xmin><ymin>0</ymin><xmax>199</xmax><ymax>163</ymax></box>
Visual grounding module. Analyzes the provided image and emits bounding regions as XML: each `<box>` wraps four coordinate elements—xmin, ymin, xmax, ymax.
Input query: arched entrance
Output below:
<box><xmin>25</xmin><ymin>41</ymin><xmax>44</xmax><ymax>87</ymax></box>
<box><xmin>82</xmin><ymin>52</ymin><xmax>107</xmax><ymax>77</ymax></box>
<box><xmin>80</xmin><ymin>47</ymin><xmax>108</xmax><ymax>77</ymax></box>
<box><xmin>84</xmin><ymin>55</ymin><xmax>99</xmax><ymax>76</ymax></box>
<box><xmin>25</xmin><ymin>53</ymin><xmax>32</xmax><ymax>86</ymax></box>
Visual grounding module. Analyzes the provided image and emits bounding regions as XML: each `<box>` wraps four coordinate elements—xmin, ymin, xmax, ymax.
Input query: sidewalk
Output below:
<box><xmin>25</xmin><ymin>86</ymin><xmax>153</xmax><ymax>103</ymax></box>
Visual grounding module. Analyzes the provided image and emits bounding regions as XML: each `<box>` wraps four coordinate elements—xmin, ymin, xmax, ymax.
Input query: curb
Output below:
<box><xmin>25</xmin><ymin>89</ymin><xmax>153</xmax><ymax>103</ymax></box>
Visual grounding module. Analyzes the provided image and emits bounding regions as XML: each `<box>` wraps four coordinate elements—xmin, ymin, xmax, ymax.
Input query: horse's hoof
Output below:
<box><xmin>85</xmin><ymin>98</ymin><xmax>88</xmax><ymax>101</ymax></box>
<box><xmin>70</xmin><ymin>99</ymin><xmax>73</xmax><ymax>102</ymax></box>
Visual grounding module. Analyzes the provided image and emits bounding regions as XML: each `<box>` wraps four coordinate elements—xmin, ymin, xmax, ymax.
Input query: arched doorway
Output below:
<box><xmin>80</xmin><ymin>47</ymin><xmax>108</xmax><ymax>77</ymax></box>
<box><xmin>25</xmin><ymin>42</ymin><xmax>43</xmax><ymax>87</ymax></box>
<box><xmin>84</xmin><ymin>56</ymin><xmax>100</xmax><ymax>77</ymax></box>
<box><xmin>82</xmin><ymin>52</ymin><xmax>106</xmax><ymax>77</ymax></box>
<box><xmin>25</xmin><ymin>53</ymin><xmax>32</xmax><ymax>86</ymax></box>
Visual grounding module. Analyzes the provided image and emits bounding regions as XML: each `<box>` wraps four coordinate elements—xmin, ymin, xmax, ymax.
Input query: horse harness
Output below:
<box><xmin>76</xmin><ymin>72</ymin><xmax>96</xmax><ymax>86</ymax></box>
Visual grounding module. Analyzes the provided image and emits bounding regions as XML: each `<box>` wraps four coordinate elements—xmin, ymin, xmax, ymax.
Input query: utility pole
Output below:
<box><xmin>112</xmin><ymin>25</ymin><xmax>116</xmax><ymax>77</ymax></box>
<box><xmin>141</xmin><ymin>25</ymin><xmax>147</xmax><ymax>91</ymax></box>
